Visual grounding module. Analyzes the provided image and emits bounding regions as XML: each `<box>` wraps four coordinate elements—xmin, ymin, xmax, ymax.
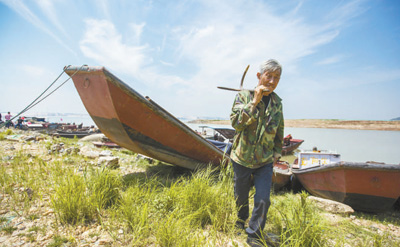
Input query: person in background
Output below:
<box><xmin>5</xmin><ymin>112</ymin><xmax>12</xmax><ymax>128</ymax></box>
<box><xmin>284</xmin><ymin>134</ymin><xmax>292</xmax><ymax>146</ymax></box>
<box><xmin>15</xmin><ymin>117</ymin><xmax>24</xmax><ymax>129</ymax></box>
<box><xmin>230</xmin><ymin>59</ymin><xmax>284</xmax><ymax>247</ymax></box>
<box><xmin>0</xmin><ymin>113</ymin><xmax>2</xmax><ymax>123</ymax></box>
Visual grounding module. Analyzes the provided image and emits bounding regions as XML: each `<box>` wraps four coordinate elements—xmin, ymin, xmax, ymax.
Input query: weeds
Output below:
<box><xmin>1</xmin><ymin>135</ymin><xmax>399</xmax><ymax>246</ymax></box>
<box><xmin>1</xmin><ymin>226</ymin><xmax>17</xmax><ymax>234</ymax></box>
<box><xmin>0</xmin><ymin>129</ymin><xmax>13</xmax><ymax>140</ymax></box>
<box><xmin>51</xmin><ymin>171</ymin><xmax>96</xmax><ymax>225</ymax></box>
<box><xmin>88</xmin><ymin>168</ymin><xmax>122</xmax><ymax>210</ymax></box>
<box><xmin>268</xmin><ymin>191</ymin><xmax>328</xmax><ymax>246</ymax></box>
<box><xmin>47</xmin><ymin>235</ymin><xmax>70</xmax><ymax>247</ymax></box>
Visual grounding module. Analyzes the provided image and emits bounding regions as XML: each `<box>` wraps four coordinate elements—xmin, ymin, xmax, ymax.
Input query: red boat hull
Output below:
<box><xmin>282</xmin><ymin>139</ymin><xmax>304</xmax><ymax>155</ymax></box>
<box><xmin>65</xmin><ymin>66</ymin><xmax>226</xmax><ymax>170</ymax></box>
<box><xmin>272</xmin><ymin>161</ymin><xmax>292</xmax><ymax>191</ymax></box>
<box><xmin>293</xmin><ymin>162</ymin><xmax>400</xmax><ymax>212</ymax></box>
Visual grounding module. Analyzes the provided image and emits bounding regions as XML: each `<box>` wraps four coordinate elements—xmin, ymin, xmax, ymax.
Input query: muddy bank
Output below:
<box><xmin>188</xmin><ymin>119</ymin><xmax>400</xmax><ymax>131</ymax></box>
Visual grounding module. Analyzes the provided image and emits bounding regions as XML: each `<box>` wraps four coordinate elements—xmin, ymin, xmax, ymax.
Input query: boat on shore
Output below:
<box><xmin>93</xmin><ymin>141</ymin><xmax>121</xmax><ymax>148</ymax></box>
<box><xmin>272</xmin><ymin>161</ymin><xmax>292</xmax><ymax>191</ymax></box>
<box><xmin>198</xmin><ymin>126</ymin><xmax>236</xmax><ymax>143</ymax></box>
<box><xmin>55</xmin><ymin>130</ymin><xmax>96</xmax><ymax>139</ymax></box>
<box><xmin>292</xmin><ymin>150</ymin><xmax>400</xmax><ymax>212</ymax></box>
<box><xmin>65</xmin><ymin>66</ymin><xmax>228</xmax><ymax>170</ymax></box>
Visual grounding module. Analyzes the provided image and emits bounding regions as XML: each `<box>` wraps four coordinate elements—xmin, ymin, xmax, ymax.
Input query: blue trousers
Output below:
<box><xmin>233</xmin><ymin>160</ymin><xmax>273</xmax><ymax>239</ymax></box>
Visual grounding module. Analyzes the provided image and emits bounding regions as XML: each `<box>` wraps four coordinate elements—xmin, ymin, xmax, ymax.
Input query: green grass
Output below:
<box><xmin>269</xmin><ymin>191</ymin><xmax>328</xmax><ymax>246</ymax></box>
<box><xmin>0</xmin><ymin>136</ymin><xmax>399</xmax><ymax>246</ymax></box>
<box><xmin>51</xmin><ymin>170</ymin><xmax>97</xmax><ymax>225</ymax></box>
<box><xmin>1</xmin><ymin>226</ymin><xmax>17</xmax><ymax>234</ymax></box>
<box><xmin>0</xmin><ymin>129</ymin><xmax>14</xmax><ymax>140</ymax></box>
<box><xmin>47</xmin><ymin>235</ymin><xmax>71</xmax><ymax>247</ymax></box>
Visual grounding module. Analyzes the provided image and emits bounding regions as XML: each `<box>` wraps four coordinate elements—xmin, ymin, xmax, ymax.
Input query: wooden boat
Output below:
<box><xmin>43</xmin><ymin>123</ymin><xmax>62</xmax><ymax>130</ymax></box>
<box><xmin>26</xmin><ymin>123</ymin><xmax>45</xmax><ymax>130</ymax></box>
<box><xmin>65</xmin><ymin>66</ymin><xmax>227</xmax><ymax>170</ymax></box>
<box><xmin>282</xmin><ymin>138</ymin><xmax>304</xmax><ymax>155</ymax></box>
<box><xmin>199</xmin><ymin>126</ymin><xmax>235</xmax><ymax>142</ymax></box>
<box><xmin>272</xmin><ymin>161</ymin><xmax>292</xmax><ymax>191</ymax></box>
<box><xmin>60</xmin><ymin>124</ymin><xmax>78</xmax><ymax>130</ymax></box>
<box><xmin>93</xmin><ymin>141</ymin><xmax>120</xmax><ymax>148</ymax></box>
<box><xmin>292</xmin><ymin>151</ymin><xmax>400</xmax><ymax>212</ymax></box>
<box><xmin>56</xmin><ymin>130</ymin><xmax>93</xmax><ymax>139</ymax></box>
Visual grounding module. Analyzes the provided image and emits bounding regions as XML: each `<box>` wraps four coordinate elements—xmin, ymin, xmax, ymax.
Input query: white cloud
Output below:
<box><xmin>36</xmin><ymin>0</ymin><xmax>69</xmax><ymax>38</ymax></box>
<box><xmin>129</xmin><ymin>22</ymin><xmax>146</xmax><ymax>45</ymax></box>
<box><xmin>97</xmin><ymin>0</ymin><xmax>111</xmax><ymax>20</ymax></box>
<box><xmin>79</xmin><ymin>19</ymin><xmax>186</xmax><ymax>89</ymax></box>
<box><xmin>80</xmin><ymin>19</ymin><xmax>150</xmax><ymax>75</ymax></box>
<box><xmin>74</xmin><ymin>0</ymin><xmax>372</xmax><ymax>118</ymax></box>
<box><xmin>1</xmin><ymin>0</ymin><xmax>76</xmax><ymax>55</ymax></box>
<box><xmin>21</xmin><ymin>65</ymin><xmax>47</xmax><ymax>77</ymax></box>
<box><xmin>317</xmin><ymin>55</ymin><xmax>346</xmax><ymax>65</ymax></box>
<box><xmin>2</xmin><ymin>0</ymin><xmax>398</xmax><ymax>120</ymax></box>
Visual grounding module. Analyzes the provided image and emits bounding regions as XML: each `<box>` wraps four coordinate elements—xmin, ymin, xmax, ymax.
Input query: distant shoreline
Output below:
<box><xmin>187</xmin><ymin>119</ymin><xmax>400</xmax><ymax>131</ymax></box>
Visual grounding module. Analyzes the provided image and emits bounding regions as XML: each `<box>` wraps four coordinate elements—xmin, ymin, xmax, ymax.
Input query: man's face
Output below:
<box><xmin>257</xmin><ymin>70</ymin><xmax>281</xmax><ymax>94</ymax></box>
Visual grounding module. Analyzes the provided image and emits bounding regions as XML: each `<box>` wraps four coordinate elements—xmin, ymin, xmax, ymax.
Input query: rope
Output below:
<box><xmin>0</xmin><ymin>65</ymin><xmax>85</xmax><ymax>129</ymax></box>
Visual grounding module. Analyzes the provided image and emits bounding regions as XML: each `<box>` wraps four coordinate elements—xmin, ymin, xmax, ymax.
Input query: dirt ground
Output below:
<box><xmin>189</xmin><ymin>119</ymin><xmax>400</xmax><ymax>131</ymax></box>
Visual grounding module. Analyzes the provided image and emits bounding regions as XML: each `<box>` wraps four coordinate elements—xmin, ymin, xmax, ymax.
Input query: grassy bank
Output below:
<box><xmin>0</xmin><ymin>129</ymin><xmax>399</xmax><ymax>246</ymax></box>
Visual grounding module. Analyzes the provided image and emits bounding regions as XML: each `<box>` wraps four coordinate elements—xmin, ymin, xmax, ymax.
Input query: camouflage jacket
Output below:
<box><xmin>230</xmin><ymin>90</ymin><xmax>284</xmax><ymax>168</ymax></box>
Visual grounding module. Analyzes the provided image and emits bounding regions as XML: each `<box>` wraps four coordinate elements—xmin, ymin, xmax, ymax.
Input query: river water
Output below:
<box><xmin>186</xmin><ymin>123</ymin><xmax>400</xmax><ymax>165</ymax></box>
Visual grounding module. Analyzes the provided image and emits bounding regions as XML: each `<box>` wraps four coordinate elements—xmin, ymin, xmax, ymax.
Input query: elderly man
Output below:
<box><xmin>230</xmin><ymin>59</ymin><xmax>284</xmax><ymax>246</ymax></box>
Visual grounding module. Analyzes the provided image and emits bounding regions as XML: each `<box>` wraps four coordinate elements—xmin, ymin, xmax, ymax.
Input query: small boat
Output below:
<box><xmin>43</xmin><ymin>123</ymin><xmax>62</xmax><ymax>130</ymax></box>
<box><xmin>25</xmin><ymin>117</ymin><xmax>46</xmax><ymax>122</ymax></box>
<box><xmin>199</xmin><ymin>126</ymin><xmax>235</xmax><ymax>142</ymax></box>
<box><xmin>26</xmin><ymin>123</ymin><xmax>45</xmax><ymax>130</ymax></box>
<box><xmin>272</xmin><ymin>161</ymin><xmax>292</xmax><ymax>191</ymax></box>
<box><xmin>65</xmin><ymin>66</ymin><xmax>227</xmax><ymax>170</ymax></box>
<box><xmin>93</xmin><ymin>141</ymin><xmax>121</xmax><ymax>148</ymax></box>
<box><xmin>292</xmin><ymin>150</ymin><xmax>400</xmax><ymax>212</ymax></box>
<box><xmin>59</xmin><ymin>124</ymin><xmax>78</xmax><ymax>130</ymax></box>
<box><xmin>56</xmin><ymin>130</ymin><xmax>94</xmax><ymax>139</ymax></box>
<box><xmin>282</xmin><ymin>138</ymin><xmax>304</xmax><ymax>155</ymax></box>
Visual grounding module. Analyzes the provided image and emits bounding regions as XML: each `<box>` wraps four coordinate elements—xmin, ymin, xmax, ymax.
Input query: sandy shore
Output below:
<box><xmin>188</xmin><ymin>119</ymin><xmax>400</xmax><ymax>131</ymax></box>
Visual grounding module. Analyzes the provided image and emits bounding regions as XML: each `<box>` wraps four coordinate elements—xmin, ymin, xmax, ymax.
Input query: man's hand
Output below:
<box><xmin>252</xmin><ymin>85</ymin><xmax>271</xmax><ymax>105</ymax></box>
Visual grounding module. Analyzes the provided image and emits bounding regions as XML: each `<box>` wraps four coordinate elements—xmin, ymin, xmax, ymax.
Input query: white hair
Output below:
<box><xmin>259</xmin><ymin>59</ymin><xmax>282</xmax><ymax>75</ymax></box>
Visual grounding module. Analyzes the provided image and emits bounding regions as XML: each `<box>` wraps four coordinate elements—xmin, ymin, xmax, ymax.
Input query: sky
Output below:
<box><xmin>0</xmin><ymin>0</ymin><xmax>399</xmax><ymax>121</ymax></box>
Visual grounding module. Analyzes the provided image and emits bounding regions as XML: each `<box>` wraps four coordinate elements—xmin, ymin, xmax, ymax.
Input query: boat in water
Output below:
<box><xmin>65</xmin><ymin>66</ymin><xmax>228</xmax><ymax>170</ymax></box>
<box><xmin>282</xmin><ymin>138</ymin><xmax>304</xmax><ymax>155</ymax></box>
<box><xmin>292</xmin><ymin>150</ymin><xmax>400</xmax><ymax>212</ymax></box>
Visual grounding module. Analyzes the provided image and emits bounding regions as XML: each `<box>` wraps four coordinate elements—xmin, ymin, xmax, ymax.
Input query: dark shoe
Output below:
<box><xmin>265</xmin><ymin>232</ymin><xmax>279</xmax><ymax>247</ymax></box>
<box><xmin>246</xmin><ymin>237</ymin><xmax>263</xmax><ymax>247</ymax></box>
<box><xmin>247</xmin><ymin>233</ymin><xmax>279</xmax><ymax>247</ymax></box>
<box><xmin>235</xmin><ymin>221</ymin><xmax>245</xmax><ymax>230</ymax></box>
<box><xmin>258</xmin><ymin>232</ymin><xmax>279</xmax><ymax>247</ymax></box>
<box><xmin>235</xmin><ymin>221</ymin><xmax>245</xmax><ymax>236</ymax></box>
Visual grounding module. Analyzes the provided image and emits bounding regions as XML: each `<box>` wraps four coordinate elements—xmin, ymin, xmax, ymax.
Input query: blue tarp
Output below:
<box><xmin>207</xmin><ymin>139</ymin><xmax>232</xmax><ymax>154</ymax></box>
